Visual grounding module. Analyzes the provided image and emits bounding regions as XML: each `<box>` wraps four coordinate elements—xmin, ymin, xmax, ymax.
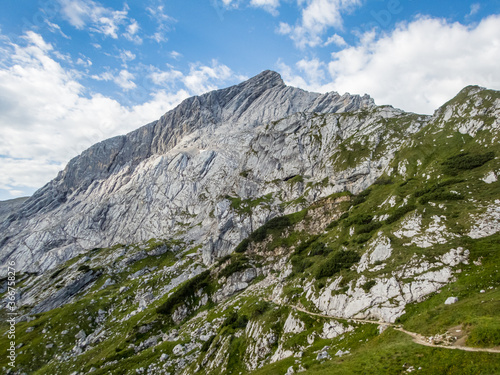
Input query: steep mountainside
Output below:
<box><xmin>0</xmin><ymin>72</ymin><xmax>499</xmax><ymax>374</ymax></box>
<box><xmin>0</xmin><ymin>70</ymin><xmax>377</xmax><ymax>276</ymax></box>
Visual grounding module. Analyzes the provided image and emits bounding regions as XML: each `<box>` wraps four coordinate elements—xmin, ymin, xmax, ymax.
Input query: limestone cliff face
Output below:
<box><xmin>1</xmin><ymin>73</ymin><xmax>497</xmax><ymax>278</ymax></box>
<box><xmin>0</xmin><ymin>71</ymin><xmax>380</xmax><ymax>276</ymax></box>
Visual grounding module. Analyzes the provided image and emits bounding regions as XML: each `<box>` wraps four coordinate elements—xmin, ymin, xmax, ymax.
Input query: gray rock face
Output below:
<box><xmin>0</xmin><ymin>197</ymin><xmax>29</xmax><ymax>223</ymax></box>
<box><xmin>1</xmin><ymin>70</ymin><xmax>438</xmax><ymax>277</ymax></box>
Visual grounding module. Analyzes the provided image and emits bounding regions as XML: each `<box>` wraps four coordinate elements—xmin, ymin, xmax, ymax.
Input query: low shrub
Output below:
<box><xmin>353</xmin><ymin>233</ymin><xmax>372</xmax><ymax>244</ymax></box>
<box><xmin>219</xmin><ymin>257</ymin><xmax>250</xmax><ymax>279</ymax></box>
<box><xmin>294</xmin><ymin>236</ymin><xmax>320</xmax><ymax>255</ymax></box>
<box><xmin>309</xmin><ymin>241</ymin><xmax>332</xmax><ymax>256</ymax></box>
<box><xmin>346</xmin><ymin>213</ymin><xmax>373</xmax><ymax>226</ymax></box>
<box><xmin>50</xmin><ymin>268</ymin><xmax>64</xmax><ymax>279</ymax></box>
<box><xmin>413</xmin><ymin>178</ymin><xmax>464</xmax><ymax>198</ymax></box>
<box><xmin>356</xmin><ymin>221</ymin><xmax>383</xmax><ymax>235</ymax></box>
<box><xmin>77</xmin><ymin>265</ymin><xmax>90</xmax><ymax>273</ymax></box>
<box><xmin>234</xmin><ymin>238</ymin><xmax>249</xmax><ymax>253</ymax></box>
<box><xmin>200</xmin><ymin>335</ymin><xmax>216</xmax><ymax>352</ymax></box>
<box><xmin>419</xmin><ymin>191</ymin><xmax>464</xmax><ymax>204</ymax></box>
<box><xmin>352</xmin><ymin>188</ymin><xmax>371</xmax><ymax>206</ymax></box>
<box><xmin>248</xmin><ymin>301</ymin><xmax>271</xmax><ymax>319</ymax></box>
<box><xmin>222</xmin><ymin>311</ymin><xmax>249</xmax><ymax>331</ymax></box>
<box><xmin>315</xmin><ymin>250</ymin><xmax>361</xmax><ymax>279</ymax></box>
<box><xmin>362</xmin><ymin>280</ymin><xmax>377</xmax><ymax>292</ymax></box>
<box><xmin>374</xmin><ymin>176</ymin><xmax>393</xmax><ymax>185</ymax></box>
<box><xmin>291</xmin><ymin>255</ymin><xmax>313</xmax><ymax>274</ymax></box>
<box><xmin>385</xmin><ymin>204</ymin><xmax>417</xmax><ymax>224</ymax></box>
<box><xmin>442</xmin><ymin>151</ymin><xmax>494</xmax><ymax>175</ymax></box>
<box><xmin>156</xmin><ymin>270</ymin><xmax>210</xmax><ymax>316</ymax></box>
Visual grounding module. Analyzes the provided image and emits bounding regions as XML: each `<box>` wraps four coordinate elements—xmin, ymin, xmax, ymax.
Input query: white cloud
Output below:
<box><xmin>118</xmin><ymin>49</ymin><xmax>136</xmax><ymax>64</ymax></box>
<box><xmin>278</xmin><ymin>15</ymin><xmax>500</xmax><ymax>114</ymax></box>
<box><xmin>183</xmin><ymin>61</ymin><xmax>240</xmax><ymax>94</ymax></box>
<box><xmin>328</xmin><ymin>15</ymin><xmax>500</xmax><ymax>113</ymax></box>
<box><xmin>45</xmin><ymin>20</ymin><xmax>71</xmax><ymax>39</ymax></box>
<box><xmin>149</xmin><ymin>68</ymin><xmax>184</xmax><ymax>86</ymax></box>
<box><xmin>170</xmin><ymin>51</ymin><xmax>182</xmax><ymax>60</ymax></box>
<box><xmin>91</xmin><ymin>68</ymin><xmax>136</xmax><ymax>90</ymax></box>
<box><xmin>468</xmin><ymin>3</ymin><xmax>480</xmax><ymax>17</ymax></box>
<box><xmin>250</xmin><ymin>0</ymin><xmax>280</xmax><ymax>15</ymax></box>
<box><xmin>279</xmin><ymin>0</ymin><xmax>362</xmax><ymax>48</ymax></box>
<box><xmin>324</xmin><ymin>33</ymin><xmax>347</xmax><ymax>47</ymax></box>
<box><xmin>76</xmin><ymin>57</ymin><xmax>92</xmax><ymax>67</ymax></box>
<box><xmin>277</xmin><ymin>22</ymin><xmax>292</xmax><ymax>35</ymax></box>
<box><xmin>126</xmin><ymin>20</ymin><xmax>139</xmax><ymax>35</ymax></box>
<box><xmin>149</xmin><ymin>61</ymin><xmax>246</xmax><ymax>96</ymax></box>
<box><xmin>58</xmin><ymin>0</ymin><xmax>128</xmax><ymax>38</ymax></box>
<box><xmin>0</xmin><ymin>32</ymin><xmax>191</xmax><ymax>198</ymax></box>
<box><xmin>124</xmin><ymin>19</ymin><xmax>143</xmax><ymax>44</ymax></box>
<box><xmin>146</xmin><ymin>5</ymin><xmax>176</xmax><ymax>43</ymax></box>
<box><xmin>277</xmin><ymin>58</ymin><xmax>330</xmax><ymax>93</ymax></box>
<box><xmin>114</xmin><ymin>69</ymin><xmax>136</xmax><ymax>90</ymax></box>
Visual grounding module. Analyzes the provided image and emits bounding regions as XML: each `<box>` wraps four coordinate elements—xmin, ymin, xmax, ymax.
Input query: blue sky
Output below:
<box><xmin>0</xmin><ymin>0</ymin><xmax>500</xmax><ymax>200</ymax></box>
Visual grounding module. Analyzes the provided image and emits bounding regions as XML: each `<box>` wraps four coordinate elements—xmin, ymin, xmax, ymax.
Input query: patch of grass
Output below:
<box><xmin>225</xmin><ymin>193</ymin><xmax>273</xmax><ymax>215</ymax></box>
<box><xmin>466</xmin><ymin>320</ymin><xmax>500</xmax><ymax>347</ymax></box>
<box><xmin>291</xmin><ymin>255</ymin><xmax>313</xmax><ymax>274</ymax></box>
<box><xmin>285</xmin><ymin>175</ymin><xmax>304</xmax><ymax>185</ymax></box>
<box><xmin>248</xmin><ymin>300</ymin><xmax>271</xmax><ymax>319</ymax></box>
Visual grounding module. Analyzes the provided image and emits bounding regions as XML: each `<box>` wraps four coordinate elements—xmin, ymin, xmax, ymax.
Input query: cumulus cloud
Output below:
<box><xmin>0</xmin><ymin>32</ymin><xmax>191</xmax><ymax>199</ymax></box>
<box><xmin>183</xmin><ymin>62</ymin><xmax>236</xmax><ymax>94</ymax></box>
<box><xmin>149</xmin><ymin>61</ymin><xmax>246</xmax><ymax>96</ymax></box>
<box><xmin>58</xmin><ymin>0</ymin><xmax>128</xmax><ymax>38</ymax></box>
<box><xmin>328</xmin><ymin>15</ymin><xmax>500</xmax><ymax>113</ymax></box>
<box><xmin>114</xmin><ymin>69</ymin><xmax>136</xmax><ymax>90</ymax></box>
<box><xmin>278</xmin><ymin>0</ymin><xmax>362</xmax><ymax>48</ymax></box>
<box><xmin>124</xmin><ymin>19</ymin><xmax>142</xmax><ymax>44</ymax></box>
<box><xmin>91</xmin><ymin>69</ymin><xmax>136</xmax><ymax>90</ymax></box>
<box><xmin>278</xmin><ymin>15</ymin><xmax>500</xmax><ymax>114</ymax></box>
<box><xmin>118</xmin><ymin>49</ymin><xmax>136</xmax><ymax>65</ymax></box>
<box><xmin>324</xmin><ymin>33</ymin><xmax>347</xmax><ymax>47</ymax></box>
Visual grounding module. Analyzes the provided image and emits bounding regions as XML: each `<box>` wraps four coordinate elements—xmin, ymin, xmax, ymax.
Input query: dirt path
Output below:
<box><xmin>275</xmin><ymin>300</ymin><xmax>500</xmax><ymax>354</ymax></box>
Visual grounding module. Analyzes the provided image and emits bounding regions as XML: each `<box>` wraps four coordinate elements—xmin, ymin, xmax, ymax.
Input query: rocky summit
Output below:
<box><xmin>0</xmin><ymin>71</ymin><xmax>499</xmax><ymax>374</ymax></box>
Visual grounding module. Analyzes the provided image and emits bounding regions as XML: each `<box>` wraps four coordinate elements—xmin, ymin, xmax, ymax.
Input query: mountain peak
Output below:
<box><xmin>245</xmin><ymin>70</ymin><xmax>285</xmax><ymax>87</ymax></box>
